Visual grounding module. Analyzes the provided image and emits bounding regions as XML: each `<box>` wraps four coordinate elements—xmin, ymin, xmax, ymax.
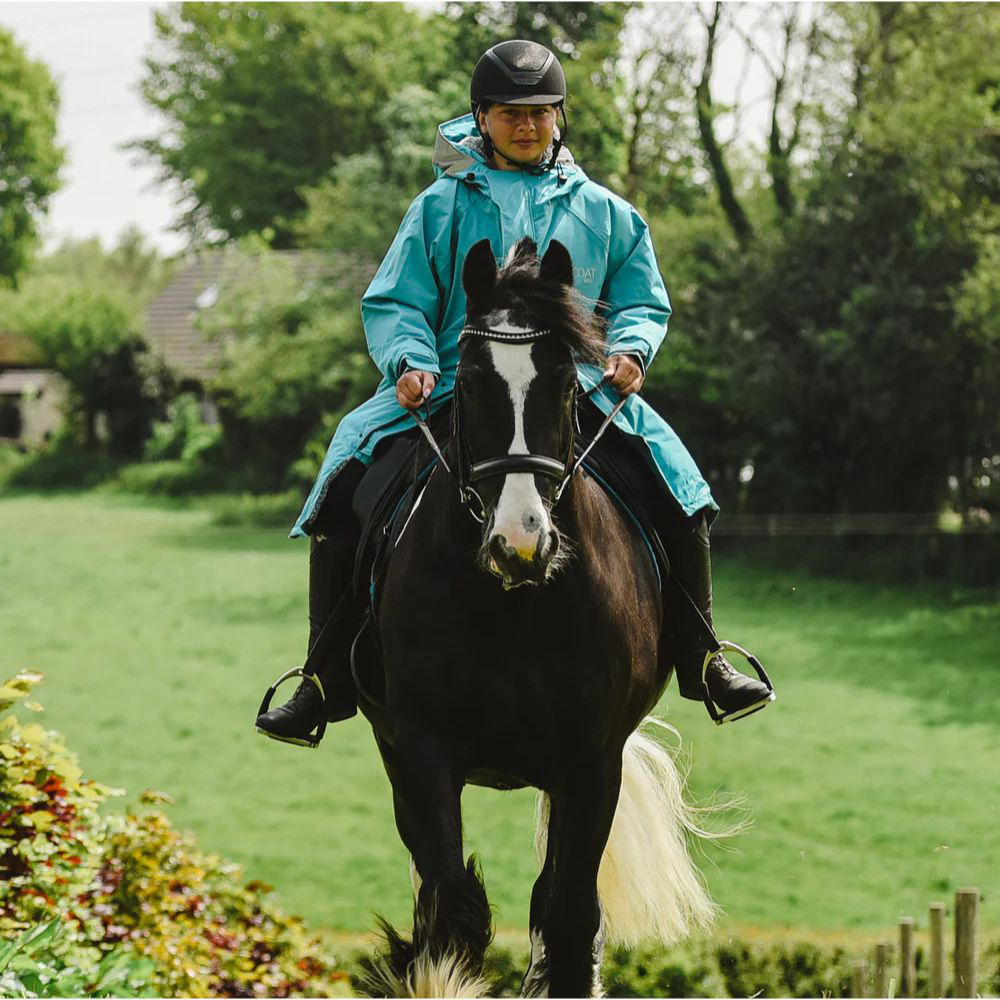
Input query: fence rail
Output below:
<box><xmin>712</xmin><ymin>513</ymin><xmax>995</xmax><ymax>537</ymax></box>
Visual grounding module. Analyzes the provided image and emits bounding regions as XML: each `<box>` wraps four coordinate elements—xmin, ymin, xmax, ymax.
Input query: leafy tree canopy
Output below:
<box><xmin>32</xmin><ymin>226</ymin><xmax>174</xmax><ymax>312</ymax></box>
<box><xmin>0</xmin><ymin>28</ymin><xmax>64</xmax><ymax>286</ymax></box>
<box><xmin>136</xmin><ymin>2</ymin><xmax>447</xmax><ymax>246</ymax></box>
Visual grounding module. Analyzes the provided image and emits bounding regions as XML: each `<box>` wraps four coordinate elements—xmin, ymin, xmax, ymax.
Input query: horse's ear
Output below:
<box><xmin>463</xmin><ymin>239</ymin><xmax>498</xmax><ymax>313</ymax></box>
<box><xmin>540</xmin><ymin>240</ymin><xmax>573</xmax><ymax>288</ymax></box>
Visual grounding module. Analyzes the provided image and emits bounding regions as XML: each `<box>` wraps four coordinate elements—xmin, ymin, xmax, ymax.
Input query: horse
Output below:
<box><xmin>351</xmin><ymin>237</ymin><xmax>718</xmax><ymax>998</ymax></box>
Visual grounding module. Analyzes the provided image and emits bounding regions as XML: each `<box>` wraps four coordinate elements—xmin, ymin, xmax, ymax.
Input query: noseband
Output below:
<box><xmin>410</xmin><ymin>324</ymin><xmax>628</xmax><ymax>523</ymax></box>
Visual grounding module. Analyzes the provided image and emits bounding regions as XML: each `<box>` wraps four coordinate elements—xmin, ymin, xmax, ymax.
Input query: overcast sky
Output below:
<box><xmin>0</xmin><ymin>1</ymin><xmax>184</xmax><ymax>254</ymax></box>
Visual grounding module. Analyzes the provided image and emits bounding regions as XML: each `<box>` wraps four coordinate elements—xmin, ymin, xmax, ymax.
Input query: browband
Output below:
<box><xmin>461</xmin><ymin>325</ymin><xmax>551</xmax><ymax>343</ymax></box>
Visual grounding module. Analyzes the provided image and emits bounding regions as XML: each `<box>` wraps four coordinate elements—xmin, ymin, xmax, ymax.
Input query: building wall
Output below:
<box><xmin>0</xmin><ymin>371</ymin><xmax>66</xmax><ymax>446</ymax></box>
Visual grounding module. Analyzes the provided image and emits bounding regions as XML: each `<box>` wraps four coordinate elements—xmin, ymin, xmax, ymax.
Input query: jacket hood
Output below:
<box><xmin>432</xmin><ymin>113</ymin><xmax>577</xmax><ymax>179</ymax></box>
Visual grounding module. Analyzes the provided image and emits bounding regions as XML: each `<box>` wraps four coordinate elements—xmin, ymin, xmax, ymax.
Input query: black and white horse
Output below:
<box><xmin>354</xmin><ymin>238</ymin><xmax>717</xmax><ymax>998</ymax></box>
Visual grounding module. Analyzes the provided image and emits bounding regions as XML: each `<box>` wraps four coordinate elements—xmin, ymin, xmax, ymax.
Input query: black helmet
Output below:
<box><xmin>470</xmin><ymin>40</ymin><xmax>566</xmax><ymax>113</ymax></box>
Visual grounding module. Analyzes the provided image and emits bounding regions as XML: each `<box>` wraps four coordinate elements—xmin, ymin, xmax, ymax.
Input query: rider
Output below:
<box><xmin>256</xmin><ymin>40</ymin><xmax>773</xmax><ymax>747</ymax></box>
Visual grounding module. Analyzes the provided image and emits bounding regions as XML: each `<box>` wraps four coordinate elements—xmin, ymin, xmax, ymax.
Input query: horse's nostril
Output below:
<box><xmin>489</xmin><ymin>533</ymin><xmax>510</xmax><ymax>560</ymax></box>
<box><xmin>547</xmin><ymin>530</ymin><xmax>559</xmax><ymax>557</ymax></box>
<box><xmin>522</xmin><ymin>511</ymin><xmax>542</xmax><ymax>534</ymax></box>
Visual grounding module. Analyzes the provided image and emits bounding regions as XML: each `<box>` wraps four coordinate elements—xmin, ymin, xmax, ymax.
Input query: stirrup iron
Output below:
<box><xmin>255</xmin><ymin>667</ymin><xmax>327</xmax><ymax>749</ymax></box>
<box><xmin>702</xmin><ymin>640</ymin><xmax>776</xmax><ymax>726</ymax></box>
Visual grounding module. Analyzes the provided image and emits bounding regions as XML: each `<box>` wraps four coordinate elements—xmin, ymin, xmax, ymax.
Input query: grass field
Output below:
<box><xmin>1</xmin><ymin>492</ymin><xmax>998</xmax><ymax>940</ymax></box>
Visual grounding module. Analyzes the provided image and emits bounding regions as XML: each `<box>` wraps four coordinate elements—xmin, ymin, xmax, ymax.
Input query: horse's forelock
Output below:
<box><xmin>493</xmin><ymin>254</ymin><xmax>607</xmax><ymax>367</ymax></box>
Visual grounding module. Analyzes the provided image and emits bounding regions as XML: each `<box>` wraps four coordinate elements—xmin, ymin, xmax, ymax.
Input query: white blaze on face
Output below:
<box><xmin>487</xmin><ymin>337</ymin><xmax>553</xmax><ymax>561</ymax></box>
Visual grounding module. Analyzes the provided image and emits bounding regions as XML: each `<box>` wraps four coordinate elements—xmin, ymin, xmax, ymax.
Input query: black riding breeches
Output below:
<box><xmin>308</xmin><ymin>459</ymin><xmax>366</xmax><ymax>651</ymax></box>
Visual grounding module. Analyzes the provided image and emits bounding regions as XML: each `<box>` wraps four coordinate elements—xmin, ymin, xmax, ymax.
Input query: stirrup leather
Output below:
<box><xmin>702</xmin><ymin>641</ymin><xmax>776</xmax><ymax>726</ymax></box>
<box><xmin>255</xmin><ymin>667</ymin><xmax>327</xmax><ymax>749</ymax></box>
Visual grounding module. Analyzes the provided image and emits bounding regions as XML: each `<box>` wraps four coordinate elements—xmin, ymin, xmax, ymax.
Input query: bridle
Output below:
<box><xmin>410</xmin><ymin>324</ymin><xmax>628</xmax><ymax>524</ymax></box>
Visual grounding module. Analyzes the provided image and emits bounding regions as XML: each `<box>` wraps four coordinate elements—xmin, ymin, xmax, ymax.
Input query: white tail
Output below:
<box><xmin>535</xmin><ymin>718</ymin><xmax>732</xmax><ymax>948</ymax></box>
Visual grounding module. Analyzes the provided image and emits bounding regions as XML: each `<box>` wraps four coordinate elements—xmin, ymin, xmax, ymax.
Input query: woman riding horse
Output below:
<box><xmin>256</xmin><ymin>39</ymin><xmax>773</xmax><ymax>747</ymax></box>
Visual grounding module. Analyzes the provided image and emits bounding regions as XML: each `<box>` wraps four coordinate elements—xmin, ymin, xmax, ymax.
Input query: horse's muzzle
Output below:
<box><xmin>487</xmin><ymin>528</ymin><xmax>560</xmax><ymax>588</ymax></box>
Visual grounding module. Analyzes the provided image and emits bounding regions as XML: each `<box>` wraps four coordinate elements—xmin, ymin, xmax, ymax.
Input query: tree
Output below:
<box><xmin>194</xmin><ymin>243</ymin><xmax>378</xmax><ymax>486</ymax></box>
<box><xmin>33</xmin><ymin>227</ymin><xmax>174</xmax><ymax>310</ymax></box>
<box><xmin>732</xmin><ymin>2</ymin><xmax>1000</xmax><ymax>514</ymax></box>
<box><xmin>0</xmin><ymin>28</ymin><xmax>64</xmax><ymax>286</ymax></box>
<box><xmin>136</xmin><ymin>3</ymin><xmax>446</xmax><ymax>246</ymax></box>
<box><xmin>3</xmin><ymin>281</ymin><xmax>157</xmax><ymax>455</ymax></box>
<box><xmin>295</xmin><ymin>80</ymin><xmax>467</xmax><ymax>257</ymax></box>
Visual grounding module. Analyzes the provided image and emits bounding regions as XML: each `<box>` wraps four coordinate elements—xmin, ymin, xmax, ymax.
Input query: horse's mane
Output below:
<box><xmin>493</xmin><ymin>243</ymin><xmax>608</xmax><ymax>367</ymax></box>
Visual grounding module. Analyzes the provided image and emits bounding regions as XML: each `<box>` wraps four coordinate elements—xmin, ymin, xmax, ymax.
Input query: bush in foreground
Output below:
<box><xmin>0</xmin><ymin>672</ymin><xmax>348</xmax><ymax>998</ymax></box>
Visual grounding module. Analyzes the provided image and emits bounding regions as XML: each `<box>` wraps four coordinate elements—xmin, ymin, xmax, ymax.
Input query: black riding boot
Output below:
<box><xmin>667</xmin><ymin>512</ymin><xmax>773</xmax><ymax>717</ymax></box>
<box><xmin>255</xmin><ymin>464</ymin><xmax>365</xmax><ymax>746</ymax></box>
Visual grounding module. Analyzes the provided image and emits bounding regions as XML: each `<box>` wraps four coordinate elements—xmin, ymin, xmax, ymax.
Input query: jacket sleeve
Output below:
<box><xmin>598</xmin><ymin>203</ymin><xmax>671</xmax><ymax>372</ymax></box>
<box><xmin>361</xmin><ymin>190</ymin><xmax>445</xmax><ymax>383</ymax></box>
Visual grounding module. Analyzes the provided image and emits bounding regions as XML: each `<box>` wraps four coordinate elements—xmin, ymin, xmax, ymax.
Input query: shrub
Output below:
<box><xmin>0</xmin><ymin>920</ymin><xmax>156</xmax><ymax>998</ymax></box>
<box><xmin>3</xmin><ymin>430</ymin><xmax>122</xmax><ymax>490</ymax></box>
<box><xmin>604</xmin><ymin>943</ymin><xmax>726</xmax><ymax>997</ymax></box>
<box><xmin>143</xmin><ymin>393</ymin><xmax>220</xmax><ymax>464</ymax></box>
<box><xmin>112</xmin><ymin>460</ymin><xmax>224</xmax><ymax>497</ymax></box>
<box><xmin>0</xmin><ymin>672</ymin><xmax>350</xmax><ymax>998</ymax></box>
<box><xmin>208</xmin><ymin>490</ymin><xmax>303</xmax><ymax>528</ymax></box>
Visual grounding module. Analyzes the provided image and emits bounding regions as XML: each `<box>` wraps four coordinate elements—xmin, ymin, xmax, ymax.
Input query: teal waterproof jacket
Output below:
<box><xmin>291</xmin><ymin>114</ymin><xmax>716</xmax><ymax>537</ymax></box>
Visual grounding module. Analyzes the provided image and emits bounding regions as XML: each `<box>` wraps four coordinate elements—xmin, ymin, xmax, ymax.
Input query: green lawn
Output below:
<box><xmin>1</xmin><ymin>492</ymin><xmax>998</xmax><ymax>939</ymax></box>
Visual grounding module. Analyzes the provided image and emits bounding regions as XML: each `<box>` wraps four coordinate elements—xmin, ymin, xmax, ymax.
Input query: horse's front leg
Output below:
<box><xmin>540</xmin><ymin>752</ymin><xmax>622</xmax><ymax>999</ymax></box>
<box><xmin>370</xmin><ymin>732</ymin><xmax>493</xmax><ymax>998</ymax></box>
<box><xmin>521</xmin><ymin>794</ymin><xmax>556</xmax><ymax>997</ymax></box>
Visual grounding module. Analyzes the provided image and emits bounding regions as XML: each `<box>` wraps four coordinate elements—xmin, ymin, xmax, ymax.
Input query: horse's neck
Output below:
<box><xmin>562</xmin><ymin>475</ymin><xmax>609</xmax><ymax>548</ymax></box>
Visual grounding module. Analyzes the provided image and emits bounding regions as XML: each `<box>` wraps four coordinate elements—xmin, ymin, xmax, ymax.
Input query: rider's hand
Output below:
<box><xmin>603</xmin><ymin>354</ymin><xmax>644</xmax><ymax>395</ymax></box>
<box><xmin>396</xmin><ymin>369</ymin><xmax>437</xmax><ymax>410</ymax></box>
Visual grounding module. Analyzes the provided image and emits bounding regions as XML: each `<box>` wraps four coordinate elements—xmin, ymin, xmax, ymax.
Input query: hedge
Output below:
<box><xmin>0</xmin><ymin>671</ymin><xmax>349</xmax><ymax>998</ymax></box>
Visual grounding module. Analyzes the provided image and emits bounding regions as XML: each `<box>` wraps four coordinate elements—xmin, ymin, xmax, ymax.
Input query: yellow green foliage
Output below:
<box><xmin>0</xmin><ymin>673</ymin><xmax>349</xmax><ymax>997</ymax></box>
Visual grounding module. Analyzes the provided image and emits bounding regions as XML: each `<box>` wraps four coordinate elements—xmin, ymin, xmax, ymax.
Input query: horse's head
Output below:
<box><xmin>456</xmin><ymin>237</ymin><xmax>606</xmax><ymax>589</ymax></box>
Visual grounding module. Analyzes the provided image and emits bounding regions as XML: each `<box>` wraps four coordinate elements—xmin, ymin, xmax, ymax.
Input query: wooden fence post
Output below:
<box><xmin>899</xmin><ymin>917</ymin><xmax>916</xmax><ymax>997</ymax></box>
<box><xmin>954</xmin><ymin>888</ymin><xmax>979</xmax><ymax>998</ymax></box>
<box><xmin>874</xmin><ymin>941</ymin><xmax>890</xmax><ymax>998</ymax></box>
<box><xmin>929</xmin><ymin>901</ymin><xmax>945</xmax><ymax>997</ymax></box>
<box><xmin>852</xmin><ymin>958</ymin><xmax>867</xmax><ymax>998</ymax></box>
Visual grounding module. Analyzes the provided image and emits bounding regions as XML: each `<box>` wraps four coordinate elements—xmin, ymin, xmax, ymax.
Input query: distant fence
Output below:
<box><xmin>712</xmin><ymin>513</ymin><xmax>989</xmax><ymax>537</ymax></box>
<box><xmin>712</xmin><ymin>515</ymin><xmax>999</xmax><ymax>588</ymax></box>
<box><xmin>850</xmin><ymin>889</ymin><xmax>982</xmax><ymax>998</ymax></box>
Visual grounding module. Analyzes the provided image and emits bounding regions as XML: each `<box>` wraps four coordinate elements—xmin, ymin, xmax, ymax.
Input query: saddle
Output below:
<box><xmin>350</xmin><ymin>414</ymin><xmax>448</xmax><ymax>610</ymax></box>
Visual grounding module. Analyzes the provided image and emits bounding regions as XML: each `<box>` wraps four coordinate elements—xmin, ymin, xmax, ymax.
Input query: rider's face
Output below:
<box><xmin>478</xmin><ymin>103</ymin><xmax>557</xmax><ymax>170</ymax></box>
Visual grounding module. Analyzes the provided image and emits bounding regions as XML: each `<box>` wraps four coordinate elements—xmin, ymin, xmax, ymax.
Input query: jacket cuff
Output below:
<box><xmin>607</xmin><ymin>347</ymin><xmax>648</xmax><ymax>375</ymax></box>
<box><xmin>395</xmin><ymin>351</ymin><xmax>442</xmax><ymax>382</ymax></box>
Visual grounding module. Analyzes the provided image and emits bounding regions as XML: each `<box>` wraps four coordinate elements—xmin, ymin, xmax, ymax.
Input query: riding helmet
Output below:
<box><xmin>470</xmin><ymin>40</ymin><xmax>567</xmax><ymax>114</ymax></box>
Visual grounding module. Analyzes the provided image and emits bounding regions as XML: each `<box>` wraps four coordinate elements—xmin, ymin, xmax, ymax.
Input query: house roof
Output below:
<box><xmin>144</xmin><ymin>249</ymin><xmax>375</xmax><ymax>382</ymax></box>
<box><xmin>0</xmin><ymin>333</ymin><xmax>41</xmax><ymax>366</ymax></box>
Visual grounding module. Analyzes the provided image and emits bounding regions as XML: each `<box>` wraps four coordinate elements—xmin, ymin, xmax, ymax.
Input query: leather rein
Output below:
<box><xmin>409</xmin><ymin>324</ymin><xmax>628</xmax><ymax>524</ymax></box>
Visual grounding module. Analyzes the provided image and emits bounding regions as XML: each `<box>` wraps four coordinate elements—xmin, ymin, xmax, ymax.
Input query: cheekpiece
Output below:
<box><xmin>460</xmin><ymin>325</ymin><xmax>551</xmax><ymax>343</ymax></box>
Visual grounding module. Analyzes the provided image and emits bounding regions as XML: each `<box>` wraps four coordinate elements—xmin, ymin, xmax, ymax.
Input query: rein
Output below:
<box><xmin>409</xmin><ymin>324</ymin><xmax>628</xmax><ymax>523</ymax></box>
